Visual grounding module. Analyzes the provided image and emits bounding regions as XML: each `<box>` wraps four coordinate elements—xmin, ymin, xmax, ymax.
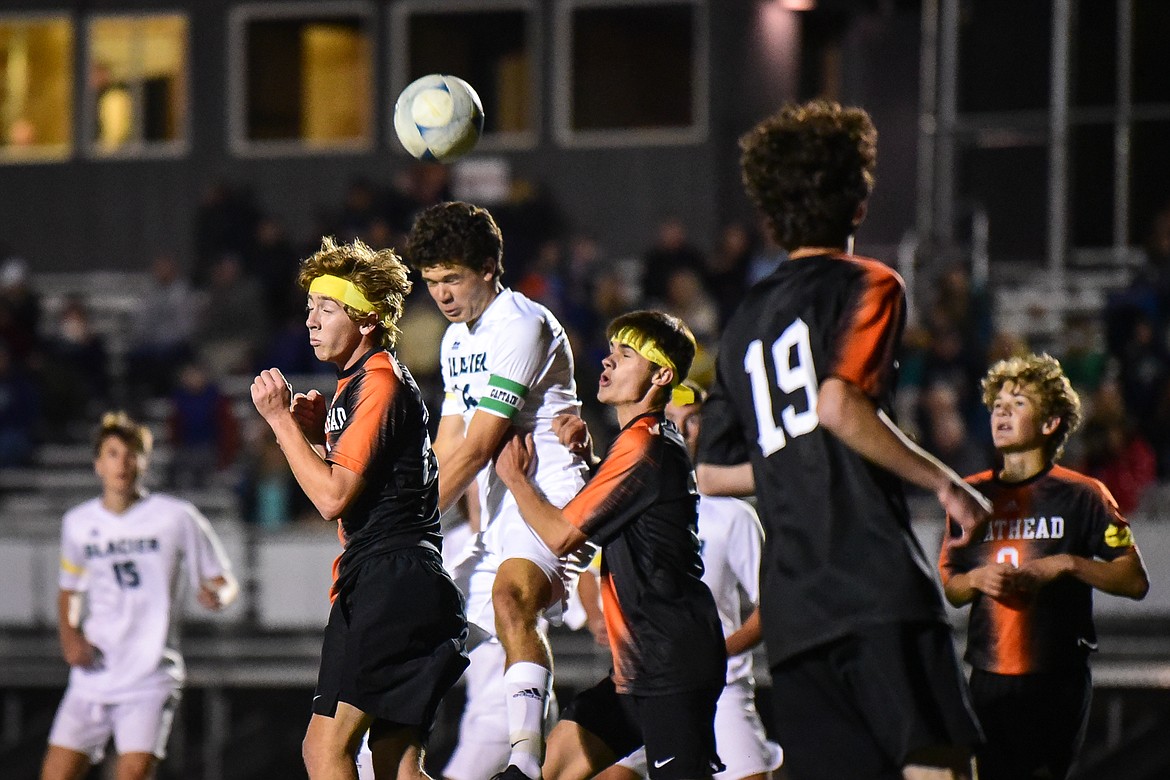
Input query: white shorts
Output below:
<box><xmin>454</xmin><ymin>472</ymin><xmax>590</xmax><ymax>636</ymax></box>
<box><xmin>356</xmin><ymin>640</ymin><xmax>558</xmax><ymax>780</ymax></box>
<box><xmin>615</xmin><ymin>681</ymin><xmax>783</xmax><ymax>780</ymax></box>
<box><xmin>47</xmin><ymin>685</ymin><xmax>180</xmax><ymax>763</ymax></box>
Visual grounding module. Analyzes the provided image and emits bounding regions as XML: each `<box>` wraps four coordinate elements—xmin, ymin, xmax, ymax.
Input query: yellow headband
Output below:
<box><xmin>609</xmin><ymin>326</ymin><xmax>696</xmax><ymax>406</ymax></box>
<box><xmin>308</xmin><ymin>275</ymin><xmax>375</xmax><ymax>313</ymax></box>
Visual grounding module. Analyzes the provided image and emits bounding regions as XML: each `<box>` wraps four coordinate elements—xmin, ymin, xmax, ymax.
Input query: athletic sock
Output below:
<box><xmin>504</xmin><ymin>661</ymin><xmax>552</xmax><ymax>779</ymax></box>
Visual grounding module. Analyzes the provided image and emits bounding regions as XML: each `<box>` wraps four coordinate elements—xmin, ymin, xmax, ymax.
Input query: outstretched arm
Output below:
<box><xmin>818</xmin><ymin>377</ymin><xmax>991</xmax><ymax>542</ymax></box>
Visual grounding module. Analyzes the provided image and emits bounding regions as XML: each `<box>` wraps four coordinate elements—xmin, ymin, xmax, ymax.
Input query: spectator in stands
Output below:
<box><xmin>195</xmin><ymin>253</ymin><xmax>268</xmax><ymax>376</ymax></box>
<box><xmin>657</xmin><ymin>266</ymin><xmax>720</xmax><ymax>346</ymax></box>
<box><xmin>919</xmin><ymin>382</ymin><xmax>990</xmax><ymax>478</ymax></box>
<box><xmin>705</xmin><ymin>221</ymin><xmax>755</xmax><ymax>327</ymax></box>
<box><xmin>126</xmin><ymin>253</ymin><xmax>198</xmax><ymax>400</ymax></box>
<box><xmin>515</xmin><ymin>239</ymin><xmax>569</xmax><ymax>319</ymax></box>
<box><xmin>167</xmin><ymin>360</ymin><xmax>239</xmax><ymax>489</ymax></box>
<box><xmin>0</xmin><ymin>255</ymin><xmax>41</xmax><ymax>366</ymax></box>
<box><xmin>248</xmin><ymin>215</ymin><xmax>302</xmax><ymax>323</ymax></box>
<box><xmin>193</xmin><ymin>181</ymin><xmax>261</xmax><ymax>283</ymax></box>
<box><xmin>745</xmin><ymin>217</ymin><xmax>785</xmax><ymax>285</ymax></box>
<box><xmin>639</xmin><ymin>216</ymin><xmax>706</xmax><ymax>304</ymax></box>
<box><xmin>1115</xmin><ymin>312</ymin><xmax>1169</xmax><ymax>422</ymax></box>
<box><xmin>940</xmin><ymin>354</ymin><xmax>1149</xmax><ymax>780</ymax></box>
<box><xmin>237</xmin><ymin>432</ymin><xmax>313</xmax><ymax>530</ymax></box>
<box><xmin>0</xmin><ymin>342</ymin><xmax>38</xmax><ymax>467</ymax></box>
<box><xmin>40</xmin><ymin>297</ymin><xmax>110</xmax><ymax>442</ymax></box>
<box><xmin>1079</xmin><ymin>380</ymin><xmax>1157</xmax><ymax>516</ymax></box>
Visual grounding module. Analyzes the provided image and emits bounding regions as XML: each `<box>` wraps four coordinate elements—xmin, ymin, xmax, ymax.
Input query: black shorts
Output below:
<box><xmin>313</xmin><ymin>547</ymin><xmax>469</xmax><ymax>734</ymax></box>
<box><xmin>561</xmin><ymin>675</ymin><xmax>723</xmax><ymax>780</ymax></box>
<box><xmin>769</xmin><ymin>621</ymin><xmax>983</xmax><ymax>780</ymax></box>
<box><xmin>968</xmin><ymin>666</ymin><xmax>1091</xmax><ymax>780</ymax></box>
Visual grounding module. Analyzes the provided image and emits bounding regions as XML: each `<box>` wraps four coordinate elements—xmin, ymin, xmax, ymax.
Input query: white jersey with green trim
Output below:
<box><xmin>439</xmin><ymin>288</ymin><xmax>586</xmax><ymax>521</ymax></box>
<box><xmin>58</xmin><ymin>493</ymin><xmax>232</xmax><ymax>702</ymax></box>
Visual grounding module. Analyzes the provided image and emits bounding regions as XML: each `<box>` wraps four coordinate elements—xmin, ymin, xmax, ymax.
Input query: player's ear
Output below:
<box><xmin>480</xmin><ymin>259</ymin><xmax>496</xmax><ymax>283</ymax></box>
<box><xmin>651</xmin><ymin>365</ymin><xmax>675</xmax><ymax>389</ymax></box>
<box><xmin>1041</xmin><ymin>416</ymin><xmax>1061</xmax><ymax>436</ymax></box>
<box><xmin>852</xmin><ymin>200</ymin><xmax>868</xmax><ymax>227</ymax></box>
<box><xmin>357</xmin><ymin>312</ymin><xmax>379</xmax><ymax>336</ymax></box>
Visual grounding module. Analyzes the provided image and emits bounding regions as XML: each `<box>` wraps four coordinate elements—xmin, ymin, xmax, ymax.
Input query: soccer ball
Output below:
<box><xmin>393</xmin><ymin>74</ymin><xmax>484</xmax><ymax>162</ymax></box>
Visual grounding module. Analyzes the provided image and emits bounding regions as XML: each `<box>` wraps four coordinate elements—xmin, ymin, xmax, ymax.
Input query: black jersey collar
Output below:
<box><xmin>337</xmin><ymin>347</ymin><xmax>382</xmax><ymax>380</ymax></box>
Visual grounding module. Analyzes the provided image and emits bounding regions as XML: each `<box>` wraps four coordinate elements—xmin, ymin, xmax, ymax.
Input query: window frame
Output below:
<box><xmin>82</xmin><ymin>11</ymin><xmax>191</xmax><ymax>161</ymax></box>
<box><xmin>227</xmin><ymin>0</ymin><xmax>377</xmax><ymax>158</ymax></box>
<box><xmin>553</xmin><ymin>0</ymin><xmax>709</xmax><ymax>148</ymax></box>
<box><xmin>0</xmin><ymin>11</ymin><xmax>75</xmax><ymax>165</ymax></box>
<box><xmin>388</xmin><ymin>0</ymin><xmax>540</xmax><ymax>154</ymax></box>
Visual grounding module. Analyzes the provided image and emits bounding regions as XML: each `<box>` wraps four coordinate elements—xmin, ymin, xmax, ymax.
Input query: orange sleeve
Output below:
<box><xmin>328</xmin><ymin>369</ymin><xmax>398</xmax><ymax>476</ymax></box>
<box><xmin>831</xmin><ymin>262</ymin><xmax>905</xmax><ymax>397</ymax></box>
<box><xmin>563</xmin><ymin>426</ymin><xmax>657</xmax><ymax>539</ymax></box>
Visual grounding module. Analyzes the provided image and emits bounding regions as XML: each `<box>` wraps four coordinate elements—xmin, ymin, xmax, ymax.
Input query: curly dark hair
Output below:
<box><xmin>981</xmin><ymin>353</ymin><xmax>1083</xmax><ymax>461</ymax></box>
<box><xmin>296</xmin><ymin>237</ymin><xmax>412</xmax><ymax>348</ymax></box>
<box><xmin>739</xmin><ymin>99</ymin><xmax>877</xmax><ymax>251</ymax></box>
<box><xmin>403</xmin><ymin>201</ymin><xmax>504</xmax><ymax>279</ymax></box>
<box><xmin>607</xmin><ymin>310</ymin><xmax>697</xmax><ymax>389</ymax></box>
<box><xmin>93</xmin><ymin>410</ymin><xmax>152</xmax><ymax>457</ymax></box>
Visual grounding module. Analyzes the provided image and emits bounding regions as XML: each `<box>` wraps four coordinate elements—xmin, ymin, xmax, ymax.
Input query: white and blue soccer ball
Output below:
<box><xmin>393</xmin><ymin>74</ymin><xmax>484</xmax><ymax>162</ymax></box>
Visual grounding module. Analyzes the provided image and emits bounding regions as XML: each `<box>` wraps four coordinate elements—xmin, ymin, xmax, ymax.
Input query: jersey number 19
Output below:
<box><xmin>744</xmin><ymin>318</ymin><xmax>819</xmax><ymax>457</ymax></box>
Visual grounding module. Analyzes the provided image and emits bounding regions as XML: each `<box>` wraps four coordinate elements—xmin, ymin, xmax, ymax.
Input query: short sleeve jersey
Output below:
<box><xmin>58</xmin><ymin>493</ymin><xmax>232</xmax><ymax>702</ymax></box>
<box><xmin>697</xmin><ymin>253</ymin><xmax>947</xmax><ymax>665</ymax></box>
<box><xmin>439</xmin><ymin>289</ymin><xmax>587</xmax><ymax>520</ymax></box>
<box><xmin>939</xmin><ymin>465</ymin><xmax>1138</xmax><ymax>674</ymax></box>
<box><xmin>696</xmin><ymin>495</ymin><xmax>764</xmax><ymax>685</ymax></box>
<box><xmin>325</xmin><ymin>349</ymin><xmax>441</xmax><ymax>593</ymax></box>
<box><xmin>562</xmin><ymin>412</ymin><xmax>726</xmax><ymax>696</ymax></box>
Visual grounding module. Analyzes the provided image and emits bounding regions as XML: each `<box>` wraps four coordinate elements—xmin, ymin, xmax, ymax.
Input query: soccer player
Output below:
<box><xmin>41</xmin><ymin>411</ymin><xmax>237</xmax><ymax>780</ymax></box>
<box><xmin>595</xmin><ymin>380</ymin><xmax>783</xmax><ymax>780</ymax></box>
<box><xmin>939</xmin><ymin>353</ymin><xmax>1149</xmax><ymax>780</ymax></box>
<box><xmin>251</xmin><ymin>237</ymin><xmax>468</xmax><ymax>780</ymax></box>
<box><xmin>695</xmin><ymin>99</ymin><xmax>990</xmax><ymax>780</ymax></box>
<box><xmin>495</xmin><ymin>311</ymin><xmax>727</xmax><ymax>780</ymax></box>
<box><xmin>404</xmin><ymin>201</ymin><xmax>590</xmax><ymax>780</ymax></box>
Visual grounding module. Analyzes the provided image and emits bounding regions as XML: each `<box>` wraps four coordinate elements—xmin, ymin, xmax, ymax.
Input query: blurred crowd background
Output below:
<box><xmin>4</xmin><ymin>167</ymin><xmax>1170</xmax><ymax>526</ymax></box>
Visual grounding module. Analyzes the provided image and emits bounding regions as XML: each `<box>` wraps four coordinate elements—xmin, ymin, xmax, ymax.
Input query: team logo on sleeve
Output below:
<box><xmin>1104</xmin><ymin>523</ymin><xmax>1134</xmax><ymax>548</ymax></box>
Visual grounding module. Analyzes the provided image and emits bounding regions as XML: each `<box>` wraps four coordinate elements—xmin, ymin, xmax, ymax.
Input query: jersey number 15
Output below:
<box><xmin>744</xmin><ymin>318</ymin><xmax>819</xmax><ymax>457</ymax></box>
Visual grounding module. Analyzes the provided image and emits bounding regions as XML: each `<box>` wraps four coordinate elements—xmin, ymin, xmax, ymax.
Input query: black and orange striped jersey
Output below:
<box><xmin>325</xmin><ymin>349</ymin><xmax>442</xmax><ymax>594</ymax></box>
<box><xmin>939</xmin><ymin>465</ymin><xmax>1138</xmax><ymax>675</ymax></box>
<box><xmin>698</xmin><ymin>253</ymin><xmax>948</xmax><ymax>665</ymax></box>
<box><xmin>562</xmin><ymin>412</ymin><xmax>725</xmax><ymax>696</ymax></box>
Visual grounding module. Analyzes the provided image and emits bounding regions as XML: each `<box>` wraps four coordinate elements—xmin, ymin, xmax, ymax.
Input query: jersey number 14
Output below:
<box><xmin>744</xmin><ymin>318</ymin><xmax>819</xmax><ymax>457</ymax></box>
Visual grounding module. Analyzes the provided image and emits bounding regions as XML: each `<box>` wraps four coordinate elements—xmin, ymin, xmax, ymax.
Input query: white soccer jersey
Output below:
<box><xmin>439</xmin><ymin>288</ymin><xmax>587</xmax><ymax>524</ymax></box>
<box><xmin>58</xmin><ymin>493</ymin><xmax>232</xmax><ymax>702</ymax></box>
<box><xmin>697</xmin><ymin>495</ymin><xmax>764</xmax><ymax>685</ymax></box>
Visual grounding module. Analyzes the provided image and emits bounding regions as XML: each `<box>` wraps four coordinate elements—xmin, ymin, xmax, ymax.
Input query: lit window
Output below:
<box><xmin>391</xmin><ymin>1</ymin><xmax>537</xmax><ymax>150</ymax></box>
<box><xmin>86</xmin><ymin>14</ymin><xmax>189</xmax><ymax>157</ymax></box>
<box><xmin>0</xmin><ymin>16</ymin><xmax>73</xmax><ymax>162</ymax></box>
<box><xmin>555</xmin><ymin>0</ymin><xmax>708</xmax><ymax>147</ymax></box>
<box><xmin>230</xmin><ymin>2</ymin><xmax>375</xmax><ymax>154</ymax></box>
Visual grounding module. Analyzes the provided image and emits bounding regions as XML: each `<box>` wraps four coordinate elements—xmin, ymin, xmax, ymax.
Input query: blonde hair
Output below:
<box><xmin>297</xmin><ymin>237</ymin><xmax>412</xmax><ymax>348</ymax></box>
<box><xmin>93</xmin><ymin>411</ymin><xmax>153</xmax><ymax>457</ymax></box>
<box><xmin>981</xmin><ymin>353</ymin><xmax>1082</xmax><ymax>461</ymax></box>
